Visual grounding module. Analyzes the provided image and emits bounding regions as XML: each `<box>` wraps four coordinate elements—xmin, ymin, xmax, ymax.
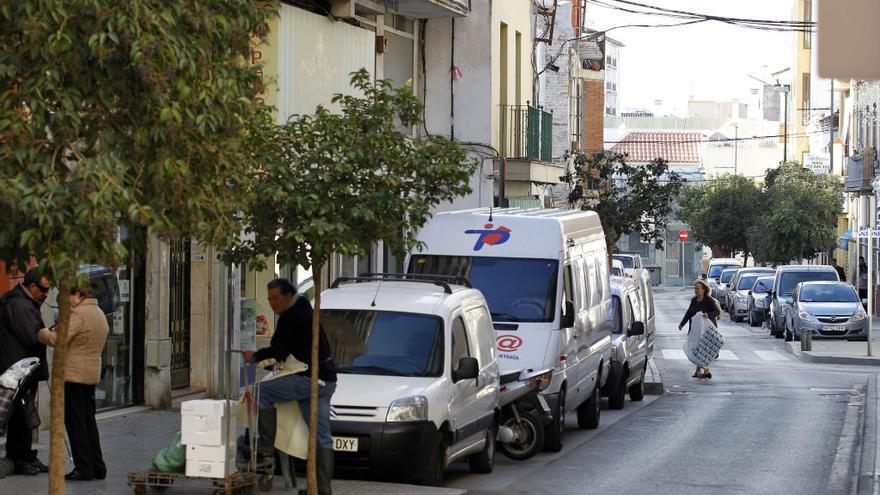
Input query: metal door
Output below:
<box><xmin>169</xmin><ymin>239</ymin><xmax>191</xmax><ymax>389</ymax></box>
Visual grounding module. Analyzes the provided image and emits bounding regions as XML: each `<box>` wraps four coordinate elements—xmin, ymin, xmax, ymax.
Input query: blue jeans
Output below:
<box><xmin>258</xmin><ymin>373</ymin><xmax>336</xmax><ymax>449</ymax></box>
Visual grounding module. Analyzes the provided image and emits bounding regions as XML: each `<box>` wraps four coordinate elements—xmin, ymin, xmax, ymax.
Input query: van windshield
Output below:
<box><xmin>709</xmin><ymin>264</ymin><xmax>737</xmax><ymax>278</ymax></box>
<box><xmin>613</xmin><ymin>255</ymin><xmax>634</xmax><ymax>268</ymax></box>
<box><xmin>779</xmin><ymin>271</ymin><xmax>839</xmax><ymax>296</ymax></box>
<box><xmin>321</xmin><ymin>310</ymin><xmax>444</xmax><ymax>377</ymax></box>
<box><xmin>408</xmin><ymin>255</ymin><xmax>558</xmax><ymax>322</ymax></box>
<box><xmin>720</xmin><ymin>270</ymin><xmax>736</xmax><ymax>283</ymax></box>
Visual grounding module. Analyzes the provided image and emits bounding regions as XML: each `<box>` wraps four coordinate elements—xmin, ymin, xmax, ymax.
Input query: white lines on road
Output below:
<box><xmin>662</xmin><ymin>349</ymin><xmax>688</xmax><ymax>360</ymax></box>
<box><xmin>660</xmin><ymin>349</ymin><xmax>791</xmax><ymax>362</ymax></box>
<box><xmin>754</xmin><ymin>350</ymin><xmax>792</xmax><ymax>361</ymax></box>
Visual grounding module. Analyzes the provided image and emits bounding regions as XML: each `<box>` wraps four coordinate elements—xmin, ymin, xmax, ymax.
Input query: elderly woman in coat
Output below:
<box><xmin>38</xmin><ymin>283</ymin><xmax>109</xmax><ymax>481</ymax></box>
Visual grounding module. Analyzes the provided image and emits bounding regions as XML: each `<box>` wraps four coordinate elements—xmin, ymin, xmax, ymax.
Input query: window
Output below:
<box><xmin>562</xmin><ymin>263</ymin><xmax>574</xmax><ymax>323</ymax></box>
<box><xmin>611</xmin><ymin>295</ymin><xmax>623</xmax><ymax>334</ymax></box>
<box><xmin>573</xmin><ymin>257</ymin><xmax>589</xmax><ymax>309</ymax></box>
<box><xmin>586</xmin><ymin>259</ymin><xmax>600</xmax><ymax>306</ymax></box>
<box><xmin>595</xmin><ymin>257</ymin><xmax>609</xmax><ymax>302</ymax></box>
<box><xmin>625</xmin><ymin>296</ymin><xmax>636</xmax><ymax>330</ymax></box>
<box><xmin>409</xmin><ymin>255</ymin><xmax>559</xmax><ymax>322</ymax></box>
<box><xmin>779</xmin><ymin>271</ymin><xmax>838</xmax><ymax>296</ymax></box>
<box><xmin>465</xmin><ymin>306</ymin><xmax>496</xmax><ymax>366</ymax></box>
<box><xmin>799</xmin><ymin>284</ymin><xmax>858</xmax><ymax>303</ymax></box>
<box><xmin>451</xmin><ymin>316</ymin><xmax>471</xmax><ymax>370</ymax></box>
<box><xmin>322</xmin><ymin>310</ymin><xmax>444</xmax><ymax>377</ymax></box>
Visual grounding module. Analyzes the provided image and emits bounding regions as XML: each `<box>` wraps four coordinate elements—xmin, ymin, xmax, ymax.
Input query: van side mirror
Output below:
<box><xmin>453</xmin><ymin>357</ymin><xmax>479</xmax><ymax>382</ymax></box>
<box><xmin>627</xmin><ymin>321</ymin><xmax>646</xmax><ymax>337</ymax></box>
<box><xmin>701</xmin><ymin>273</ymin><xmax>707</xmax><ymax>280</ymax></box>
<box><xmin>560</xmin><ymin>300</ymin><xmax>575</xmax><ymax>328</ymax></box>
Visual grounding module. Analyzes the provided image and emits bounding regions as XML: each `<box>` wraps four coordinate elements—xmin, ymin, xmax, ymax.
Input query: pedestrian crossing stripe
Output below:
<box><xmin>660</xmin><ymin>349</ymin><xmax>790</xmax><ymax>361</ymax></box>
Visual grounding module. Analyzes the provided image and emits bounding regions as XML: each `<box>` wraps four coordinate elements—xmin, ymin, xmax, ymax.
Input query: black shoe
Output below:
<box><xmin>29</xmin><ymin>459</ymin><xmax>49</xmax><ymax>473</ymax></box>
<box><xmin>14</xmin><ymin>462</ymin><xmax>40</xmax><ymax>476</ymax></box>
<box><xmin>95</xmin><ymin>469</ymin><xmax>106</xmax><ymax>480</ymax></box>
<box><xmin>66</xmin><ymin>469</ymin><xmax>95</xmax><ymax>481</ymax></box>
<box><xmin>705</xmin><ymin>372</ymin><xmax>713</xmax><ymax>379</ymax></box>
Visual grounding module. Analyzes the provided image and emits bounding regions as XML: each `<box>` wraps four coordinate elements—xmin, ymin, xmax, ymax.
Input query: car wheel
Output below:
<box><xmin>577</xmin><ymin>384</ymin><xmax>601</xmax><ymax>429</ymax></box>
<box><xmin>784</xmin><ymin>321</ymin><xmax>793</xmax><ymax>342</ymax></box>
<box><xmin>468</xmin><ymin>421</ymin><xmax>496</xmax><ymax>474</ymax></box>
<box><xmin>629</xmin><ymin>368</ymin><xmax>646</xmax><ymax>402</ymax></box>
<box><xmin>544</xmin><ymin>389</ymin><xmax>565</xmax><ymax>452</ymax></box>
<box><xmin>606</xmin><ymin>371</ymin><xmax>626</xmax><ymax>411</ymax></box>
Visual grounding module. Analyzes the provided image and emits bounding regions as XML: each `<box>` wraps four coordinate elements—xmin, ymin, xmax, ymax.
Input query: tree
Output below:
<box><xmin>0</xmin><ymin>2</ymin><xmax>275</xmax><ymax>492</ymax></box>
<box><xmin>561</xmin><ymin>151</ymin><xmax>685</xmax><ymax>259</ymax></box>
<box><xmin>678</xmin><ymin>174</ymin><xmax>762</xmax><ymax>264</ymax></box>
<box><xmin>750</xmin><ymin>162</ymin><xmax>842</xmax><ymax>264</ymax></box>
<box><xmin>229</xmin><ymin>69</ymin><xmax>476</xmax><ymax>493</ymax></box>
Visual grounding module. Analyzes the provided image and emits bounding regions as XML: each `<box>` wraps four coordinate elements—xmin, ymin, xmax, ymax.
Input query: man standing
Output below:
<box><xmin>853</xmin><ymin>256</ymin><xmax>869</xmax><ymax>301</ymax></box>
<box><xmin>0</xmin><ymin>269</ymin><xmax>51</xmax><ymax>475</ymax></box>
<box><xmin>831</xmin><ymin>258</ymin><xmax>846</xmax><ymax>282</ymax></box>
<box><xmin>244</xmin><ymin>278</ymin><xmax>337</xmax><ymax>495</ymax></box>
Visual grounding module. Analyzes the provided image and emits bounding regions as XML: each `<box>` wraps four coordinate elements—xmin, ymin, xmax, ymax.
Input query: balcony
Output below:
<box><xmin>845</xmin><ymin>148</ymin><xmax>877</xmax><ymax>193</ymax></box>
<box><xmin>394</xmin><ymin>0</ymin><xmax>469</xmax><ymax>17</ymax></box>
<box><xmin>499</xmin><ymin>104</ymin><xmax>553</xmax><ymax>162</ymax></box>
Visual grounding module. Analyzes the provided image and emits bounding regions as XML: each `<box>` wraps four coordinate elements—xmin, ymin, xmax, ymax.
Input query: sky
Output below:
<box><xmin>582</xmin><ymin>0</ymin><xmax>797</xmax><ymax>116</ymax></box>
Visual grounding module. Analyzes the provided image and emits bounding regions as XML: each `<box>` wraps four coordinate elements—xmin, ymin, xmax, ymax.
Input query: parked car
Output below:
<box><xmin>613</xmin><ymin>253</ymin><xmax>643</xmax><ymax>278</ymax></box>
<box><xmin>769</xmin><ymin>265</ymin><xmax>839</xmax><ymax>338</ymax></box>
<box><xmin>322</xmin><ymin>274</ymin><xmax>499</xmax><ymax>485</ymax></box>
<box><xmin>611</xmin><ymin>259</ymin><xmax>625</xmax><ymax>276</ymax></box>
<box><xmin>727</xmin><ymin>268</ymin><xmax>775</xmax><ymax>322</ymax></box>
<box><xmin>747</xmin><ymin>276</ymin><xmax>775</xmax><ymax>327</ymax></box>
<box><xmin>717</xmin><ymin>268</ymin><xmax>739</xmax><ymax>310</ymax></box>
<box><xmin>631</xmin><ymin>268</ymin><xmax>656</xmax><ymax>354</ymax></box>
<box><xmin>603</xmin><ymin>276</ymin><xmax>649</xmax><ymax>410</ymax></box>
<box><xmin>706</xmin><ymin>258</ymin><xmax>741</xmax><ymax>300</ymax></box>
<box><xmin>785</xmin><ymin>281</ymin><xmax>868</xmax><ymax>341</ymax></box>
<box><xmin>408</xmin><ymin>208</ymin><xmax>613</xmax><ymax>452</ymax></box>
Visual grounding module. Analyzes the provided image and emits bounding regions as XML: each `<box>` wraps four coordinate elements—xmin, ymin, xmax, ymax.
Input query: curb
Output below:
<box><xmin>784</xmin><ymin>341</ymin><xmax>880</xmax><ymax>367</ymax></box>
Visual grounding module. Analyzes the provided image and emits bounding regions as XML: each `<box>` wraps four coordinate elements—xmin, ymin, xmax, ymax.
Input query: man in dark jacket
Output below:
<box><xmin>0</xmin><ymin>269</ymin><xmax>51</xmax><ymax>475</ymax></box>
<box><xmin>244</xmin><ymin>278</ymin><xmax>337</xmax><ymax>495</ymax></box>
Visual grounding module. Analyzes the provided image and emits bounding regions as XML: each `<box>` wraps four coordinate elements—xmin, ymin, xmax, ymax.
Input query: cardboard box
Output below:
<box><xmin>186</xmin><ymin>444</ymin><xmax>236</xmax><ymax>464</ymax></box>
<box><xmin>181</xmin><ymin>400</ymin><xmax>238</xmax><ymax>447</ymax></box>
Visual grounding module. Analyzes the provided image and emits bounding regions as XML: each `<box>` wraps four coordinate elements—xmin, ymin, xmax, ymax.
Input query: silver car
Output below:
<box><xmin>727</xmin><ymin>268</ymin><xmax>775</xmax><ymax>322</ymax></box>
<box><xmin>603</xmin><ymin>276</ymin><xmax>648</xmax><ymax>410</ymax></box>
<box><xmin>716</xmin><ymin>268</ymin><xmax>738</xmax><ymax>309</ymax></box>
<box><xmin>785</xmin><ymin>281</ymin><xmax>868</xmax><ymax>341</ymax></box>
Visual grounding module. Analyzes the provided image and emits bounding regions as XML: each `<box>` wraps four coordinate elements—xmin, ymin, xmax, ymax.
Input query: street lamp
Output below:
<box><xmin>774</xmin><ymin>83</ymin><xmax>791</xmax><ymax>163</ymax></box>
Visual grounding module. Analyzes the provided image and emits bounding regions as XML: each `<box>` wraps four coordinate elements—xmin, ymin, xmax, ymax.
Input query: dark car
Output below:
<box><xmin>747</xmin><ymin>276</ymin><xmax>774</xmax><ymax>327</ymax></box>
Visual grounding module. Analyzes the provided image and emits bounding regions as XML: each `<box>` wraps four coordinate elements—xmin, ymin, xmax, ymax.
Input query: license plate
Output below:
<box><xmin>332</xmin><ymin>437</ymin><xmax>358</xmax><ymax>452</ymax></box>
<box><xmin>824</xmin><ymin>325</ymin><xmax>846</xmax><ymax>332</ymax></box>
<box><xmin>537</xmin><ymin>394</ymin><xmax>551</xmax><ymax>413</ymax></box>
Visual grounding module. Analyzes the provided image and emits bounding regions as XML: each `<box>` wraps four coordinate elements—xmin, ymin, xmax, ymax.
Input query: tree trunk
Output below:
<box><xmin>307</xmin><ymin>264</ymin><xmax>323</xmax><ymax>495</ymax></box>
<box><xmin>49</xmin><ymin>278</ymin><xmax>71</xmax><ymax>495</ymax></box>
<box><xmin>743</xmin><ymin>250</ymin><xmax>750</xmax><ymax>267</ymax></box>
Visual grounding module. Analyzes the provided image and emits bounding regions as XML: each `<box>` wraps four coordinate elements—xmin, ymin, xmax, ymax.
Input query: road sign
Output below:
<box><xmin>679</xmin><ymin>230</ymin><xmax>689</xmax><ymax>242</ymax></box>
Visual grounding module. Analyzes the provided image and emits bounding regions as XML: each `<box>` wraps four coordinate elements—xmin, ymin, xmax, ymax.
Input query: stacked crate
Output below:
<box><xmin>181</xmin><ymin>399</ymin><xmax>238</xmax><ymax>478</ymax></box>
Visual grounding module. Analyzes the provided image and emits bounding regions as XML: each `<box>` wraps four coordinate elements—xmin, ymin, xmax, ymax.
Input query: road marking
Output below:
<box><xmin>716</xmin><ymin>350</ymin><xmax>739</xmax><ymax>360</ymax></box>
<box><xmin>662</xmin><ymin>349</ymin><xmax>688</xmax><ymax>360</ymax></box>
<box><xmin>754</xmin><ymin>350</ymin><xmax>791</xmax><ymax>361</ymax></box>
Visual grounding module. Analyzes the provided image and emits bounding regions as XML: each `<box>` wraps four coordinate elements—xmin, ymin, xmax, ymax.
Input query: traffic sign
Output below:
<box><xmin>679</xmin><ymin>230</ymin><xmax>689</xmax><ymax>242</ymax></box>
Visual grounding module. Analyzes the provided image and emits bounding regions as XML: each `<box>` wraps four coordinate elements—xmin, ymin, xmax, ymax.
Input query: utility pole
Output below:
<box><xmin>775</xmin><ymin>83</ymin><xmax>791</xmax><ymax>163</ymax></box>
<box><xmin>734</xmin><ymin>123</ymin><xmax>739</xmax><ymax>175</ymax></box>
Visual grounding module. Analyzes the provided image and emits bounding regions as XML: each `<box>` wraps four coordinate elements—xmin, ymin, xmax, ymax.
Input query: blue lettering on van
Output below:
<box><xmin>464</xmin><ymin>224</ymin><xmax>512</xmax><ymax>251</ymax></box>
<box><xmin>499</xmin><ymin>354</ymin><xmax>520</xmax><ymax>361</ymax></box>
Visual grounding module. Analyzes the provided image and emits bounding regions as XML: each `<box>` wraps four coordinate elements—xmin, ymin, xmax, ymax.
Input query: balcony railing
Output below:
<box><xmin>845</xmin><ymin>147</ymin><xmax>877</xmax><ymax>193</ymax></box>
<box><xmin>499</xmin><ymin>104</ymin><xmax>553</xmax><ymax>162</ymax></box>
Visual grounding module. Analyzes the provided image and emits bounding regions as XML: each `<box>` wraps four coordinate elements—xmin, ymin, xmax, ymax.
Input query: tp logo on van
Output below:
<box><xmin>496</xmin><ymin>335</ymin><xmax>523</xmax><ymax>352</ymax></box>
<box><xmin>465</xmin><ymin>224</ymin><xmax>512</xmax><ymax>251</ymax></box>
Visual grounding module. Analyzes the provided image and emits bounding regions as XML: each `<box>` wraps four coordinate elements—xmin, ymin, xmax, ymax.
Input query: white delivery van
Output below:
<box><xmin>408</xmin><ymin>208</ymin><xmax>612</xmax><ymax>452</ymax></box>
<box><xmin>320</xmin><ymin>274</ymin><xmax>499</xmax><ymax>485</ymax></box>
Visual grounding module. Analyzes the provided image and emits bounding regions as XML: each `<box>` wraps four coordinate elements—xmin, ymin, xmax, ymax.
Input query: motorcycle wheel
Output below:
<box><xmin>499</xmin><ymin>410</ymin><xmax>544</xmax><ymax>460</ymax></box>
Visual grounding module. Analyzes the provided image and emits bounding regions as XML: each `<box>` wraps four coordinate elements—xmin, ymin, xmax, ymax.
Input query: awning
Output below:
<box><xmin>839</xmin><ymin>229</ymin><xmax>853</xmax><ymax>250</ymax></box>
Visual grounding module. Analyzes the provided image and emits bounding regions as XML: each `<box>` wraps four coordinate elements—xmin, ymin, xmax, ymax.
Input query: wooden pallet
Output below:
<box><xmin>127</xmin><ymin>469</ymin><xmax>258</xmax><ymax>495</ymax></box>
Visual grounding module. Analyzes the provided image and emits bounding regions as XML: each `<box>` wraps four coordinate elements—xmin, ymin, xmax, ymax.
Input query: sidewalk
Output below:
<box><xmin>0</xmin><ymin>408</ymin><xmax>464</xmax><ymax>494</ymax></box>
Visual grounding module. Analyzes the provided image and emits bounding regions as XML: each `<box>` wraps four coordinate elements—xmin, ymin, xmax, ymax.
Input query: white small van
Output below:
<box><xmin>604</xmin><ymin>276</ymin><xmax>648</xmax><ymax>409</ymax></box>
<box><xmin>408</xmin><ymin>208</ymin><xmax>612</xmax><ymax>452</ymax></box>
<box><xmin>320</xmin><ymin>275</ymin><xmax>499</xmax><ymax>485</ymax></box>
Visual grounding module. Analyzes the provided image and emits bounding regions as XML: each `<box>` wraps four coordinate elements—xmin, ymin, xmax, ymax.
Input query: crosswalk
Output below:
<box><xmin>660</xmin><ymin>348</ymin><xmax>791</xmax><ymax>362</ymax></box>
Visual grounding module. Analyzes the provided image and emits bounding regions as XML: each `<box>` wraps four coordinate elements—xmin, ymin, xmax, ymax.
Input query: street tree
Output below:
<box><xmin>229</xmin><ymin>69</ymin><xmax>477</xmax><ymax>493</ymax></box>
<box><xmin>0</xmin><ymin>2</ymin><xmax>275</xmax><ymax>492</ymax></box>
<box><xmin>749</xmin><ymin>162</ymin><xmax>843</xmax><ymax>264</ymax></box>
<box><xmin>678</xmin><ymin>174</ymin><xmax>762</xmax><ymax>264</ymax></box>
<box><xmin>561</xmin><ymin>151</ymin><xmax>685</xmax><ymax>259</ymax></box>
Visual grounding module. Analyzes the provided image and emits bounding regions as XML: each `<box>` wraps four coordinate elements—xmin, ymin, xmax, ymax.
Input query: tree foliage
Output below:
<box><xmin>749</xmin><ymin>162</ymin><xmax>842</xmax><ymax>264</ymax></box>
<box><xmin>678</xmin><ymin>174</ymin><xmax>762</xmax><ymax>262</ymax></box>
<box><xmin>231</xmin><ymin>69</ymin><xmax>476</xmax><ymax>492</ymax></box>
<box><xmin>561</xmin><ymin>151</ymin><xmax>685</xmax><ymax>255</ymax></box>
<box><xmin>0</xmin><ymin>2</ymin><xmax>275</xmax><ymax>492</ymax></box>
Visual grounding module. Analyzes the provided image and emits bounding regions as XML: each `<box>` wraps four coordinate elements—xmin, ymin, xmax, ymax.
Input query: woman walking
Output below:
<box><xmin>678</xmin><ymin>279</ymin><xmax>721</xmax><ymax>379</ymax></box>
<box><xmin>38</xmin><ymin>283</ymin><xmax>109</xmax><ymax>480</ymax></box>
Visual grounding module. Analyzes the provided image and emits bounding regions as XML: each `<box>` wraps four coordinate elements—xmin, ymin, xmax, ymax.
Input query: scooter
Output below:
<box><xmin>496</xmin><ymin>368</ymin><xmax>553</xmax><ymax>460</ymax></box>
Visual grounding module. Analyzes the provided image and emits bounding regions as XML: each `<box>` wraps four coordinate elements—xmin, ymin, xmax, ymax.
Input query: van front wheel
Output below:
<box><xmin>543</xmin><ymin>390</ymin><xmax>565</xmax><ymax>452</ymax></box>
<box><xmin>422</xmin><ymin>436</ymin><xmax>448</xmax><ymax>486</ymax></box>
<box><xmin>468</xmin><ymin>421</ymin><xmax>496</xmax><ymax>474</ymax></box>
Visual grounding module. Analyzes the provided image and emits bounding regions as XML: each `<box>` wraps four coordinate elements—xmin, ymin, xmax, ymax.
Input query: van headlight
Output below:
<box><xmin>387</xmin><ymin>396</ymin><xmax>428</xmax><ymax>422</ymax></box>
<box><xmin>755</xmin><ymin>299</ymin><xmax>764</xmax><ymax>308</ymax></box>
<box><xmin>852</xmin><ymin>307</ymin><xmax>868</xmax><ymax>322</ymax></box>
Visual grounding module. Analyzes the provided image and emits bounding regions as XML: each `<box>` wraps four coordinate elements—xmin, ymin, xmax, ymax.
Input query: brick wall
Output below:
<box><xmin>583</xmin><ymin>78</ymin><xmax>605</xmax><ymax>152</ymax></box>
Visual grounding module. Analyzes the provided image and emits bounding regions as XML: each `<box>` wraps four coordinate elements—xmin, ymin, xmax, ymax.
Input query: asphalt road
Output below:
<box><xmin>446</xmin><ymin>287</ymin><xmax>876</xmax><ymax>495</ymax></box>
